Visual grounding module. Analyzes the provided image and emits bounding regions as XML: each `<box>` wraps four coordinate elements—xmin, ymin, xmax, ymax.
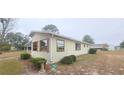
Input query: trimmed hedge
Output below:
<box><xmin>60</xmin><ymin>55</ymin><xmax>76</xmax><ymax>64</ymax></box>
<box><xmin>88</xmin><ymin>48</ymin><xmax>97</xmax><ymax>54</ymax></box>
<box><xmin>20</xmin><ymin>52</ymin><xmax>31</xmax><ymax>60</ymax></box>
<box><xmin>31</xmin><ymin>57</ymin><xmax>47</xmax><ymax>70</ymax></box>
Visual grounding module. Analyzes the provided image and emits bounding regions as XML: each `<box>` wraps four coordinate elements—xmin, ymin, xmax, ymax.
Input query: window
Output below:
<box><xmin>40</xmin><ymin>39</ymin><xmax>49</xmax><ymax>52</ymax></box>
<box><xmin>33</xmin><ymin>42</ymin><xmax>38</xmax><ymax>51</ymax></box>
<box><xmin>57</xmin><ymin>40</ymin><xmax>65</xmax><ymax>52</ymax></box>
<box><xmin>75</xmin><ymin>43</ymin><xmax>81</xmax><ymax>50</ymax></box>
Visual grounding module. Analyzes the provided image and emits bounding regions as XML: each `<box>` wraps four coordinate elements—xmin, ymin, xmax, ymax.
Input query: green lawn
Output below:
<box><xmin>0</xmin><ymin>60</ymin><xmax>23</xmax><ymax>75</ymax></box>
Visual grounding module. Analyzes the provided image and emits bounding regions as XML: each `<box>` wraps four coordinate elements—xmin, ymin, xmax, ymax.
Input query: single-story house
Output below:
<box><xmin>90</xmin><ymin>44</ymin><xmax>109</xmax><ymax>50</ymax></box>
<box><xmin>30</xmin><ymin>31</ymin><xmax>90</xmax><ymax>64</ymax></box>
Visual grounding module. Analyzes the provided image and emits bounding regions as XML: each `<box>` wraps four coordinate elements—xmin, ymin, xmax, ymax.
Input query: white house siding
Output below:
<box><xmin>83</xmin><ymin>44</ymin><xmax>90</xmax><ymax>54</ymax></box>
<box><xmin>31</xmin><ymin>33</ymin><xmax>90</xmax><ymax>63</ymax></box>
<box><xmin>31</xmin><ymin>33</ymin><xmax>51</xmax><ymax>62</ymax></box>
<box><xmin>51</xmin><ymin>36</ymin><xmax>90</xmax><ymax>63</ymax></box>
<box><xmin>50</xmin><ymin>37</ymin><xmax>67</xmax><ymax>63</ymax></box>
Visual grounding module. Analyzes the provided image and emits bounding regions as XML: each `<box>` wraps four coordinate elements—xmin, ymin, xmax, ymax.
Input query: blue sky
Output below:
<box><xmin>15</xmin><ymin>18</ymin><xmax>124</xmax><ymax>45</ymax></box>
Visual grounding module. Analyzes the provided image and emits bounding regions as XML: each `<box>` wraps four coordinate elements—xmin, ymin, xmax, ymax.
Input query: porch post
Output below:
<box><xmin>49</xmin><ymin>34</ymin><xmax>54</xmax><ymax>64</ymax></box>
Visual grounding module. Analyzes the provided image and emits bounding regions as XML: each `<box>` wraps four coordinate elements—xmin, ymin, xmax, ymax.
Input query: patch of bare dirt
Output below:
<box><xmin>47</xmin><ymin>51</ymin><xmax>124</xmax><ymax>75</ymax></box>
<box><xmin>21</xmin><ymin>60</ymin><xmax>39</xmax><ymax>75</ymax></box>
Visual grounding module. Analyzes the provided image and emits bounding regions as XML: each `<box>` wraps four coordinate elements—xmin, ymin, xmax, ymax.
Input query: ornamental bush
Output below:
<box><xmin>31</xmin><ymin>57</ymin><xmax>47</xmax><ymax>70</ymax></box>
<box><xmin>70</xmin><ymin>55</ymin><xmax>76</xmax><ymax>62</ymax></box>
<box><xmin>60</xmin><ymin>56</ymin><xmax>74</xmax><ymax>64</ymax></box>
<box><xmin>88</xmin><ymin>48</ymin><xmax>97</xmax><ymax>54</ymax></box>
<box><xmin>20</xmin><ymin>52</ymin><xmax>31</xmax><ymax>60</ymax></box>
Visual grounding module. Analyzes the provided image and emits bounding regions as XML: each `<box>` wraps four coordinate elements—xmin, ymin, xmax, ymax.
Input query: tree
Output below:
<box><xmin>82</xmin><ymin>35</ymin><xmax>95</xmax><ymax>44</ymax></box>
<box><xmin>6</xmin><ymin>32</ymin><xmax>30</xmax><ymax>50</ymax></box>
<box><xmin>42</xmin><ymin>24</ymin><xmax>59</xmax><ymax>34</ymax></box>
<box><xmin>120</xmin><ymin>41</ymin><xmax>124</xmax><ymax>48</ymax></box>
<box><xmin>0</xmin><ymin>18</ymin><xmax>16</xmax><ymax>43</ymax></box>
<box><xmin>6</xmin><ymin>32</ymin><xmax>15</xmax><ymax>45</ymax></box>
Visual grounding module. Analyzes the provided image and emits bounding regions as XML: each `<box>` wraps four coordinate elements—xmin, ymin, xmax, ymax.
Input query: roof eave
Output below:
<box><xmin>29</xmin><ymin>31</ymin><xmax>91</xmax><ymax>45</ymax></box>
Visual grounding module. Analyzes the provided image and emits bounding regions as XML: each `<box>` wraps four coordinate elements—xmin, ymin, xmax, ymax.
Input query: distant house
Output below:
<box><xmin>30</xmin><ymin>31</ymin><xmax>90</xmax><ymax>63</ymax></box>
<box><xmin>90</xmin><ymin>44</ymin><xmax>109</xmax><ymax>50</ymax></box>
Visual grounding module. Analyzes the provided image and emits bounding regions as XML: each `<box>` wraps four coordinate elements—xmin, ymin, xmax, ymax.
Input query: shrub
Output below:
<box><xmin>70</xmin><ymin>55</ymin><xmax>76</xmax><ymax>62</ymax></box>
<box><xmin>0</xmin><ymin>44</ymin><xmax>11</xmax><ymax>51</ymax></box>
<box><xmin>88</xmin><ymin>48</ymin><xmax>97</xmax><ymax>54</ymax></box>
<box><xmin>20</xmin><ymin>52</ymin><xmax>31</xmax><ymax>60</ymax></box>
<box><xmin>60</xmin><ymin>56</ymin><xmax>74</xmax><ymax>64</ymax></box>
<box><xmin>31</xmin><ymin>57</ymin><xmax>47</xmax><ymax>70</ymax></box>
